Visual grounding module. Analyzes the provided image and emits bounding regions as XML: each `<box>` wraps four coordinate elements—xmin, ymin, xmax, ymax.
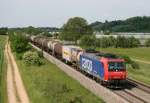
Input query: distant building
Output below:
<box><xmin>95</xmin><ymin>32</ymin><xmax>150</xmax><ymax>45</ymax></box>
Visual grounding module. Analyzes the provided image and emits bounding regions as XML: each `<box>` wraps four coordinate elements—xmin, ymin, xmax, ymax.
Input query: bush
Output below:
<box><xmin>23</xmin><ymin>51</ymin><xmax>42</xmax><ymax>66</ymax></box>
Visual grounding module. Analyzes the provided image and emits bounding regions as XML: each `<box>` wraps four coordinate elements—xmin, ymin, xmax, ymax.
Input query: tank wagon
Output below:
<box><xmin>29</xmin><ymin>35</ymin><xmax>127</xmax><ymax>87</ymax></box>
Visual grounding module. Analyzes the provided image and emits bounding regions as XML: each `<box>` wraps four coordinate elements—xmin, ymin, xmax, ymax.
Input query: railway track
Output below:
<box><xmin>112</xmin><ymin>89</ymin><xmax>148</xmax><ymax>103</ymax></box>
<box><xmin>31</xmin><ymin>43</ymin><xmax>150</xmax><ymax>103</ymax></box>
<box><xmin>127</xmin><ymin>78</ymin><xmax>150</xmax><ymax>94</ymax></box>
<box><xmin>111</xmin><ymin>77</ymin><xmax>150</xmax><ymax>103</ymax></box>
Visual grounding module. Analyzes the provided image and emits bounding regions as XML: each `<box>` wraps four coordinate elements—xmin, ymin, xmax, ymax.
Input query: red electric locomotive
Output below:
<box><xmin>80</xmin><ymin>52</ymin><xmax>127</xmax><ymax>88</ymax></box>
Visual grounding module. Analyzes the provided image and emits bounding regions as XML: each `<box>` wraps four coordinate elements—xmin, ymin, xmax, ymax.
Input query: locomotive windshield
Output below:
<box><xmin>108</xmin><ymin>62</ymin><xmax>125</xmax><ymax>71</ymax></box>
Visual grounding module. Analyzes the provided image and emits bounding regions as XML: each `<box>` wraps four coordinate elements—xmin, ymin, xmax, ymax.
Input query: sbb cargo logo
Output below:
<box><xmin>81</xmin><ymin>58</ymin><xmax>92</xmax><ymax>72</ymax></box>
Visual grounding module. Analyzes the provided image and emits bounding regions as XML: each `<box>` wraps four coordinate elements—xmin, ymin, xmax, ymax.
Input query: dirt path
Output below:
<box><xmin>132</xmin><ymin>58</ymin><xmax>150</xmax><ymax>65</ymax></box>
<box><xmin>5</xmin><ymin>41</ymin><xmax>30</xmax><ymax>103</ymax></box>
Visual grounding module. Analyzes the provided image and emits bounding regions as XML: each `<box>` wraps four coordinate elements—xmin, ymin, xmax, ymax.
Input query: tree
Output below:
<box><xmin>128</xmin><ymin>36</ymin><xmax>140</xmax><ymax>47</ymax></box>
<box><xmin>53</xmin><ymin>33</ymin><xmax>59</xmax><ymax>39</ymax></box>
<box><xmin>79</xmin><ymin>35</ymin><xmax>96</xmax><ymax>49</ymax></box>
<box><xmin>145</xmin><ymin>38</ymin><xmax>150</xmax><ymax>47</ymax></box>
<box><xmin>91</xmin><ymin>16</ymin><xmax>150</xmax><ymax>32</ymax></box>
<box><xmin>9</xmin><ymin>32</ymin><xmax>29</xmax><ymax>53</ymax></box>
<box><xmin>25</xmin><ymin>26</ymin><xmax>42</xmax><ymax>35</ymax></box>
<box><xmin>59</xmin><ymin>17</ymin><xmax>93</xmax><ymax>44</ymax></box>
<box><xmin>115</xmin><ymin>36</ymin><xmax>140</xmax><ymax>48</ymax></box>
<box><xmin>115</xmin><ymin>36</ymin><xmax>129</xmax><ymax>48</ymax></box>
<box><xmin>0</xmin><ymin>27</ymin><xmax>8</xmax><ymax>35</ymax></box>
<box><xmin>42</xmin><ymin>31</ymin><xmax>52</xmax><ymax>37</ymax></box>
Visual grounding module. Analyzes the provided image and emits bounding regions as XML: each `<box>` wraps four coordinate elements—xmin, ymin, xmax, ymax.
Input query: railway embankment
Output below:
<box><xmin>30</xmin><ymin>43</ymin><xmax>128</xmax><ymax>103</ymax></box>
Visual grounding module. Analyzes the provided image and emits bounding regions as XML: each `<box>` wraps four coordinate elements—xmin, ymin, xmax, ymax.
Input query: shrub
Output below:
<box><xmin>16</xmin><ymin>53</ymin><xmax>24</xmax><ymax>60</ymax></box>
<box><xmin>118</xmin><ymin>54</ymin><xmax>139</xmax><ymax>69</ymax></box>
<box><xmin>23</xmin><ymin>51</ymin><xmax>42</xmax><ymax>66</ymax></box>
<box><xmin>118</xmin><ymin>55</ymin><xmax>132</xmax><ymax>64</ymax></box>
<box><xmin>131</xmin><ymin>61</ymin><xmax>140</xmax><ymax>69</ymax></box>
<box><xmin>37</xmin><ymin>51</ymin><xmax>43</xmax><ymax>58</ymax></box>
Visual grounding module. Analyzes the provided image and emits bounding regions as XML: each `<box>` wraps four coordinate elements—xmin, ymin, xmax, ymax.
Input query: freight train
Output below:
<box><xmin>29</xmin><ymin>35</ymin><xmax>127</xmax><ymax>87</ymax></box>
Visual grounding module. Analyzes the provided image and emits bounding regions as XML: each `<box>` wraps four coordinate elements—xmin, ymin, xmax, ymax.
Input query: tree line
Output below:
<box><xmin>79</xmin><ymin>35</ymin><xmax>143</xmax><ymax>48</ymax></box>
<box><xmin>3</xmin><ymin>16</ymin><xmax>150</xmax><ymax>48</ymax></box>
<box><xmin>91</xmin><ymin>16</ymin><xmax>150</xmax><ymax>33</ymax></box>
<box><xmin>59</xmin><ymin>17</ymin><xmax>150</xmax><ymax>48</ymax></box>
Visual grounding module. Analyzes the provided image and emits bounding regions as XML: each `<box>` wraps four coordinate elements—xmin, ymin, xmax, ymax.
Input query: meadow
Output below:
<box><xmin>99</xmin><ymin>48</ymin><xmax>150</xmax><ymax>62</ymax></box>
<box><xmin>16</xmin><ymin>57</ymin><xmax>104</xmax><ymax>103</ymax></box>
<box><xmin>0</xmin><ymin>35</ymin><xmax>7</xmax><ymax>103</ymax></box>
<box><xmin>99</xmin><ymin>47</ymin><xmax>150</xmax><ymax>85</ymax></box>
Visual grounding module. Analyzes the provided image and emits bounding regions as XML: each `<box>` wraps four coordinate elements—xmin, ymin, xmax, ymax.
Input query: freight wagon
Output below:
<box><xmin>62</xmin><ymin>45</ymin><xmax>82</xmax><ymax>63</ymax></box>
<box><xmin>28</xmin><ymin>35</ymin><xmax>127</xmax><ymax>87</ymax></box>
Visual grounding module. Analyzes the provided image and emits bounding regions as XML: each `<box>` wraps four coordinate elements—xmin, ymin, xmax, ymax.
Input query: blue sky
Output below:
<box><xmin>0</xmin><ymin>0</ymin><xmax>150</xmax><ymax>27</ymax></box>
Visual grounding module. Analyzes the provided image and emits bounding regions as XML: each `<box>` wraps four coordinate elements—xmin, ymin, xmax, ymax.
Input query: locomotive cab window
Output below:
<box><xmin>108</xmin><ymin>62</ymin><xmax>125</xmax><ymax>71</ymax></box>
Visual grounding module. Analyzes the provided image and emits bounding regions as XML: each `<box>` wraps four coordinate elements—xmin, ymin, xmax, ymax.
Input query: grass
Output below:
<box><xmin>127</xmin><ymin>62</ymin><xmax>150</xmax><ymax>85</ymax></box>
<box><xmin>16</xmin><ymin>57</ymin><xmax>104</xmax><ymax>103</ymax></box>
<box><xmin>0</xmin><ymin>35</ymin><xmax>7</xmax><ymax>103</ymax></box>
<box><xmin>98</xmin><ymin>48</ymin><xmax>150</xmax><ymax>62</ymax></box>
<box><xmin>98</xmin><ymin>47</ymin><xmax>150</xmax><ymax>85</ymax></box>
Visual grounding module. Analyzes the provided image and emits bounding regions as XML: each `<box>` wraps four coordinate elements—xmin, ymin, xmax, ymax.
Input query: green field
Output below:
<box><xmin>127</xmin><ymin>62</ymin><xmax>150</xmax><ymax>85</ymax></box>
<box><xmin>98</xmin><ymin>48</ymin><xmax>150</xmax><ymax>62</ymax></box>
<box><xmin>98</xmin><ymin>47</ymin><xmax>150</xmax><ymax>85</ymax></box>
<box><xmin>16</xmin><ymin>57</ymin><xmax>104</xmax><ymax>103</ymax></box>
<box><xmin>0</xmin><ymin>35</ymin><xmax>7</xmax><ymax>103</ymax></box>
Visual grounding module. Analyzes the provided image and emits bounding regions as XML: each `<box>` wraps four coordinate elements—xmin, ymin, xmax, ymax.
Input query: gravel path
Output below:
<box><xmin>5</xmin><ymin>42</ymin><xmax>30</xmax><ymax>103</ymax></box>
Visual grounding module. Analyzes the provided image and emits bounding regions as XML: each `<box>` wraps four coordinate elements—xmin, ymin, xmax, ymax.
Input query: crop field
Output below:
<box><xmin>16</xmin><ymin>57</ymin><xmax>104</xmax><ymax>103</ymax></box>
<box><xmin>98</xmin><ymin>47</ymin><xmax>150</xmax><ymax>85</ymax></box>
<box><xmin>0</xmin><ymin>35</ymin><xmax>7</xmax><ymax>103</ymax></box>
